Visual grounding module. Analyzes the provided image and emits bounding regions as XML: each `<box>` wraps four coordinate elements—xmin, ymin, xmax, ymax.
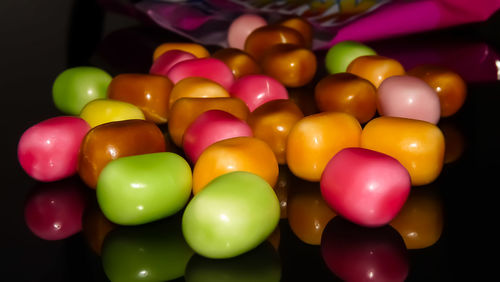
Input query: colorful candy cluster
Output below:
<box><xmin>18</xmin><ymin>14</ymin><xmax>466</xmax><ymax>260</ymax></box>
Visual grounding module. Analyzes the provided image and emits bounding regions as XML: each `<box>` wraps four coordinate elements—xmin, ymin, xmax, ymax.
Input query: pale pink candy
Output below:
<box><xmin>230</xmin><ymin>74</ymin><xmax>289</xmax><ymax>112</ymax></box>
<box><xmin>149</xmin><ymin>49</ymin><xmax>196</xmax><ymax>76</ymax></box>
<box><xmin>182</xmin><ymin>110</ymin><xmax>253</xmax><ymax>163</ymax></box>
<box><xmin>228</xmin><ymin>14</ymin><xmax>267</xmax><ymax>50</ymax></box>
<box><xmin>167</xmin><ymin>57</ymin><xmax>235</xmax><ymax>90</ymax></box>
<box><xmin>378</xmin><ymin>75</ymin><xmax>441</xmax><ymax>124</ymax></box>
<box><xmin>18</xmin><ymin>116</ymin><xmax>90</xmax><ymax>182</ymax></box>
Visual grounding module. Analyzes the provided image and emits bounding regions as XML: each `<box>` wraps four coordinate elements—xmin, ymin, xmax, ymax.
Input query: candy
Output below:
<box><xmin>261</xmin><ymin>44</ymin><xmax>317</xmax><ymax>88</ymax></box>
<box><xmin>227</xmin><ymin>14</ymin><xmax>267</xmax><ymax>50</ymax></box>
<box><xmin>97</xmin><ymin>152</ymin><xmax>192</xmax><ymax>225</ymax></box>
<box><xmin>320</xmin><ymin>148</ymin><xmax>411</xmax><ymax>227</ymax></box>
<box><xmin>212</xmin><ymin>48</ymin><xmax>262</xmax><ymax>79</ymax></box>
<box><xmin>182</xmin><ymin>171</ymin><xmax>280</xmax><ymax>259</ymax></box>
<box><xmin>79</xmin><ymin>99</ymin><xmax>146</xmax><ymax>128</ymax></box>
<box><xmin>286</xmin><ymin>112</ymin><xmax>362</xmax><ymax>182</ymax></box>
<box><xmin>314</xmin><ymin>73</ymin><xmax>377</xmax><ymax>124</ymax></box>
<box><xmin>377</xmin><ymin>75</ymin><xmax>441</xmax><ymax>124</ymax></box>
<box><xmin>153</xmin><ymin>42</ymin><xmax>209</xmax><ymax>60</ymax></box>
<box><xmin>52</xmin><ymin>66</ymin><xmax>112</xmax><ymax>115</ymax></box>
<box><xmin>78</xmin><ymin>119</ymin><xmax>166</xmax><ymax>188</ymax></box>
<box><xmin>408</xmin><ymin>64</ymin><xmax>467</xmax><ymax>117</ymax></box>
<box><xmin>18</xmin><ymin>116</ymin><xmax>90</xmax><ymax>182</ymax></box>
<box><xmin>440</xmin><ymin>120</ymin><xmax>465</xmax><ymax>164</ymax></box>
<box><xmin>247</xmin><ymin>99</ymin><xmax>304</xmax><ymax>164</ymax></box>
<box><xmin>192</xmin><ymin>137</ymin><xmax>279</xmax><ymax>194</ymax></box>
<box><xmin>230</xmin><ymin>75</ymin><xmax>289</xmax><ymax>112</ymax></box>
<box><xmin>107</xmin><ymin>74</ymin><xmax>173</xmax><ymax>124</ymax></box>
<box><xmin>288</xmin><ymin>86</ymin><xmax>319</xmax><ymax>116</ymax></box>
<box><xmin>324</xmin><ymin>41</ymin><xmax>377</xmax><ymax>74</ymax></box>
<box><xmin>347</xmin><ymin>55</ymin><xmax>405</xmax><ymax>88</ymax></box>
<box><xmin>244</xmin><ymin>25</ymin><xmax>305</xmax><ymax>62</ymax></box>
<box><xmin>167</xmin><ymin>58</ymin><xmax>235</xmax><ymax>90</ymax></box>
<box><xmin>183</xmin><ymin>110</ymin><xmax>253</xmax><ymax>163</ymax></box>
<box><xmin>150</xmin><ymin>50</ymin><xmax>197</xmax><ymax>77</ymax></box>
<box><xmin>168</xmin><ymin>77</ymin><xmax>230</xmax><ymax>110</ymax></box>
<box><xmin>168</xmin><ymin>97</ymin><xmax>250</xmax><ymax>147</ymax></box>
<box><xmin>361</xmin><ymin>116</ymin><xmax>445</xmax><ymax>186</ymax></box>
<box><xmin>277</xmin><ymin>16</ymin><xmax>314</xmax><ymax>49</ymax></box>
<box><xmin>82</xmin><ymin>199</ymin><xmax>116</xmax><ymax>255</ymax></box>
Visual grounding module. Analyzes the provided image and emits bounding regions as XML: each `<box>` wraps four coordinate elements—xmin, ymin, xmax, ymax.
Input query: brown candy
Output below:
<box><xmin>277</xmin><ymin>16</ymin><xmax>314</xmax><ymax>49</ymax></box>
<box><xmin>212</xmin><ymin>48</ymin><xmax>262</xmax><ymax>79</ymax></box>
<box><xmin>168</xmin><ymin>77</ymin><xmax>230</xmax><ymax>110</ymax></box>
<box><xmin>78</xmin><ymin>120</ymin><xmax>166</xmax><ymax>188</ymax></box>
<box><xmin>244</xmin><ymin>25</ymin><xmax>305</xmax><ymax>61</ymax></box>
<box><xmin>347</xmin><ymin>55</ymin><xmax>405</xmax><ymax>88</ymax></box>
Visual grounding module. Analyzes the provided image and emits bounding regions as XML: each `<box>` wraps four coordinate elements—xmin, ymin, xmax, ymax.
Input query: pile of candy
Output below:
<box><xmin>18</xmin><ymin>14</ymin><xmax>466</xmax><ymax>260</ymax></box>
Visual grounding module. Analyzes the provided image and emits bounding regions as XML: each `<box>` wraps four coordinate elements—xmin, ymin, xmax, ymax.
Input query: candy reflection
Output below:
<box><xmin>274</xmin><ymin>165</ymin><xmax>293</xmax><ymax>219</ymax></box>
<box><xmin>24</xmin><ymin>177</ymin><xmax>87</xmax><ymax>240</ymax></box>
<box><xmin>184</xmin><ymin>242</ymin><xmax>281</xmax><ymax>282</ymax></box>
<box><xmin>321</xmin><ymin>217</ymin><xmax>409</xmax><ymax>281</ymax></box>
<box><xmin>439</xmin><ymin>120</ymin><xmax>466</xmax><ymax>164</ymax></box>
<box><xmin>101</xmin><ymin>215</ymin><xmax>194</xmax><ymax>282</ymax></box>
<box><xmin>82</xmin><ymin>197</ymin><xmax>116</xmax><ymax>255</ymax></box>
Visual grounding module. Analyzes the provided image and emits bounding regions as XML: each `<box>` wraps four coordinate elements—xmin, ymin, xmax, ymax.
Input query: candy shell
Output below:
<box><xmin>230</xmin><ymin>75</ymin><xmax>289</xmax><ymax>112</ymax></box>
<box><xmin>80</xmin><ymin>99</ymin><xmax>145</xmax><ymax>128</ymax></box>
<box><xmin>324</xmin><ymin>41</ymin><xmax>376</xmax><ymax>74</ymax></box>
<box><xmin>167</xmin><ymin>58</ymin><xmax>235</xmax><ymax>90</ymax></box>
<box><xmin>150</xmin><ymin>50</ymin><xmax>197</xmax><ymax>77</ymax></box>
<box><xmin>227</xmin><ymin>14</ymin><xmax>267</xmax><ymax>50</ymax></box>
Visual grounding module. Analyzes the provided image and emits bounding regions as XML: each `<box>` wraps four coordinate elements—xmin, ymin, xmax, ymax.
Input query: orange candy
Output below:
<box><xmin>168</xmin><ymin>97</ymin><xmax>250</xmax><ymax>147</ymax></box>
<box><xmin>261</xmin><ymin>44</ymin><xmax>317</xmax><ymax>88</ymax></box>
<box><xmin>168</xmin><ymin>77</ymin><xmax>230</xmax><ymax>110</ymax></box>
<box><xmin>361</xmin><ymin>116</ymin><xmax>445</xmax><ymax>186</ymax></box>
<box><xmin>153</xmin><ymin>42</ymin><xmax>209</xmax><ymax>61</ymax></box>
<box><xmin>277</xmin><ymin>16</ymin><xmax>314</xmax><ymax>49</ymax></box>
<box><xmin>287</xmin><ymin>112</ymin><xmax>362</xmax><ymax>181</ymax></box>
<box><xmin>192</xmin><ymin>137</ymin><xmax>279</xmax><ymax>194</ymax></box>
<box><xmin>439</xmin><ymin>120</ymin><xmax>466</xmax><ymax>164</ymax></box>
<box><xmin>274</xmin><ymin>165</ymin><xmax>293</xmax><ymax>218</ymax></box>
<box><xmin>247</xmin><ymin>99</ymin><xmax>304</xmax><ymax>164</ymax></box>
<box><xmin>408</xmin><ymin>64</ymin><xmax>467</xmax><ymax>117</ymax></box>
<box><xmin>346</xmin><ymin>55</ymin><xmax>405</xmax><ymax>88</ymax></box>
<box><xmin>107</xmin><ymin>74</ymin><xmax>173</xmax><ymax>124</ymax></box>
<box><xmin>244</xmin><ymin>25</ymin><xmax>305</xmax><ymax>61</ymax></box>
<box><xmin>212</xmin><ymin>48</ymin><xmax>262</xmax><ymax>79</ymax></box>
<box><xmin>314</xmin><ymin>73</ymin><xmax>377</xmax><ymax>123</ymax></box>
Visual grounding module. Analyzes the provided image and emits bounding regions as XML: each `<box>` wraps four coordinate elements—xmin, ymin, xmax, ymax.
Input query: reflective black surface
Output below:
<box><xmin>3</xmin><ymin>1</ymin><xmax>500</xmax><ymax>281</ymax></box>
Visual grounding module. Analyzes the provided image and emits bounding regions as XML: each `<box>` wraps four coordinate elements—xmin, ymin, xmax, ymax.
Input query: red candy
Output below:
<box><xmin>320</xmin><ymin>148</ymin><xmax>411</xmax><ymax>227</ymax></box>
<box><xmin>149</xmin><ymin>49</ymin><xmax>196</xmax><ymax>77</ymax></box>
<box><xmin>167</xmin><ymin>57</ymin><xmax>235</xmax><ymax>89</ymax></box>
<box><xmin>230</xmin><ymin>75</ymin><xmax>289</xmax><ymax>112</ymax></box>
<box><xmin>18</xmin><ymin>116</ymin><xmax>90</xmax><ymax>182</ymax></box>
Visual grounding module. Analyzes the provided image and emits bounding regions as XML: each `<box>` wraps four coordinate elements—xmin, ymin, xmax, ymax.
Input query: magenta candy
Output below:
<box><xmin>18</xmin><ymin>116</ymin><xmax>90</xmax><ymax>182</ymax></box>
<box><xmin>229</xmin><ymin>75</ymin><xmax>289</xmax><ymax>112</ymax></box>
<box><xmin>149</xmin><ymin>49</ymin><xmax>196</xmax><ymax>76</ymax></box>
<box><xmin>320</xmin><ymin>148</ymin><xmax>411</xmax><ymax>227</ymax></box>
<box><xmin>182</xmin><ymin>110</ymin><xmax>253</xmax><ymax>163</ymax></box>
<box><xmin>378</xmin><ymin>75</ymin><xmax>441</xmax><ymax>124</ymax></box>
<box><xmin>167</xmin><ymin>58</ymin><xmax>235</xmax><ymax>89</ymax></box>
<box><xmin>227</xmin><ymin>14</ymin><xmax>267</xmax><ymax>50</ymax></box>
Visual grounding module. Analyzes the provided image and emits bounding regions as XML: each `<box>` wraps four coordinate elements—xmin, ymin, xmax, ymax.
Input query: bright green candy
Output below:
<box><xmin>182</xmin><ymin>171</ymin><xmax>280</xmax><ymax>259</ymax></box>
<box><xmin>325</xmin><ymin>41</ymin><xmax>377</xmax><ymax>74</ymax></box>
<box><xmin>52</xmin><ymin>66</ymin><xmax>112</xmax><ymax>115</ymax></box>
<box><xmin>97</xmin><ymin>152</ymin><xmax>192</xmax><ymax>225</ymax></box>
<box><xmin>101</xmin><ymin>216</ymin><xmax>194</xmax><ymax>281</ymax></box>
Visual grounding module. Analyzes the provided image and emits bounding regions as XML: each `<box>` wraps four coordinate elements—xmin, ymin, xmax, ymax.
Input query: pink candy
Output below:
<box><xmin>149</xmin><ymin>49</ymin><xmax>196</xmax><ymax>76</ymax></box>
<box><xmin>18</xmin><ymin>116</ymin><xmax>90</xmax><ymax>182</ymax></box>
<box><xmin>167</xmin><ymin>57</ymin><xmax>235</xmax><ymax>89</ymax></box>
<box><xmin>227</xmin><ymin>14</ymin><xmax>267</xmax><ymax>50</ymax></box>
<box><xmin>230</xmin><ymin>74</ymin><xmax>289</xmax><ymax>112</ymax></box>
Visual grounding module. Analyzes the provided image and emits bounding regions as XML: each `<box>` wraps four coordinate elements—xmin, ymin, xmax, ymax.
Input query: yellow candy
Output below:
<box><xmin>80</xmin><ymin>99</ymin><xmax>145</xmax><ymax>128</ymax></box>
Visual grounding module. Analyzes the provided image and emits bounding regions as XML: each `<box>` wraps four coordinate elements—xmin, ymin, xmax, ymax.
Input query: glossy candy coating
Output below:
<box><xmin>314</xmin><ymin>73</ymin><xmax>377</xmax><ymax>123</ymax></box>
<box><xmin>247</xmin><ymin>99</ymin><xmax>304</xmax><ymax>164</ymax></box>
<box><xmin>18</xmin><ymin>116</ymin><xmax>90</xmax><ymax>182</ymax></box>
<box><xmin>324</xmin><ymin>41</ymin><xmax>376</xmax><ymax>74</ymax></box>
<box><xmin>182</xmin><ymin>171</ymin><xmax>280</xmax><ymax>259</ymax></box>
<box><xmin>230</xmin><ymin>75</ymin><xmax>289</xmax><ymax>112</ymax></box>
<box><xmin>244</xmin><ymin>25</ymin><xmax>305</xmax><ymax>62</ymax></box>
<box><xmin>347</xmin><ymin>55</ymin><xmax>405</xmax><ymax>88</ymax></box>
<box><xmin>192</xmin><ymin>137</ymin><xmax>279</xmax><ymax>194</ymax></box>
<box><xmin>169</xmin><ymin>77</ymin><xmax>230</xmax><ymax>110</ymax></box>
<box><xmin>167</xmin><ymin>58</ymin><xmax>235</xmax><ymax>90</ymax></box>
<box><xmin>78</xmin><ymin>119</ymin><xmax>166</xmax><ymax>188</ymax></box>
<box><xmin>277</xmin><ymin>16</ymin><xmax>313</xmax><ymax>49</ymax></box>
<box><xmin>150</xmin><ymin>50</ymin><xmax>197</xmax><ymax>77</ymax></box>
<box><xmin>361</xmin><ymin>116</ymin><xmax>445</xmax><ymax>186</ymax></box>
<box><xmin>52</xmin><ymin>66</ymin><xmax>112</xmax><ymax>115</ymax></box>
<box><xmin>261</xmin><ymin>44</ymin><xmax>317</xmax><ymax>88</ymax></box>
<box><xmin>80</xmin><ymin>99</ymin><xmax>145</xmax><ymax>128</ymax></box>
<box><xmin>320</xmin><ymin>148</ymin><xmax>411</xmax><ymax>227</ymax></box>
<box><xmin>153</xmin><ymin>42</ymin><xmax>209</xmax><ymax>60</ymax></box>
<box><xmin>227</xmin><ymin>14</ymin><xmax>267</xmax><ymax>50</ymax></box>
<box><xmin>212</xmin><ymin>48</ymin><xmax>262</xmax><ymax>79</ymax></box>
<box><xmin>286</xmin><ymin>112</ymin><xmax>362</xmax><ymax>181</ymax></box>
<box><xmin>183</xmin><ymin>110</ymin><xmax>253</xmax><ymax>163</ymax></box>
<box><xmin>168</xmin><ymin>97</ymin><xmax>250</xmax><ymax>147</ymax></box>
<box><xmin>97</xmin><ymin>152</ymin><xmax>192</xmax><ymax>225</ymax></box>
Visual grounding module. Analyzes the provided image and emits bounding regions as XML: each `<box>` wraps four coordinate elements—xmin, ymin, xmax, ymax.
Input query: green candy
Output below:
<box><xmin>97</xmin><ymin>152</ymin><xmax>192</xmax><ymax>225</ymax></box>
<box><xmin>52</xmin><ymin>66</ymin><xmax>112</xmax><ymax>115</ymax></box>
<box><xmin>325</xmin><ymin>41</ymin><xmax>377</xmax><ymax>74</ymax></box>
<box><xmin>182</xmin><ymin>171</ymin><xmax>280</xmax><ymax>259</ymax></box>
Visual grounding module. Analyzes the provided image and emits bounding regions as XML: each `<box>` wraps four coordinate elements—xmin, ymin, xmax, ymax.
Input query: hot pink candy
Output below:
<box><xmin>166</xmin><ymin>57</ymin><xmax>235</xmax><ymax>89</ymax></box>
<box><xmin>229</xmin><ymin>75</ymin><xmax>289</xmax><ymax>112</ymax></box>
<box><xmin>149</xmin><ymin>49</ymin><xmax>196</xmax><ymax>76</ymax></box>
<box><xmin>182</xmin><ymin>110</ymin><xmax>253</xmax><ymax>163</ymax></box>
<box><xmin>320</xmin><ymin>147</ymin><xmax>411</xmax><ymax>227</ymax></box>
<box><xmin>377</xmin><ymin>75</ymin><xmax>441</xmax><ymax>124</ymax></box>
<box><xmin>227</xmin><ymin>14</ymin><xmax>267</xmax><ymax>50</ymax></box>
<box><xmin>18</xmin><ymin>116</ymin><xmax>90</xmax><ymax>182</ymax></box>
